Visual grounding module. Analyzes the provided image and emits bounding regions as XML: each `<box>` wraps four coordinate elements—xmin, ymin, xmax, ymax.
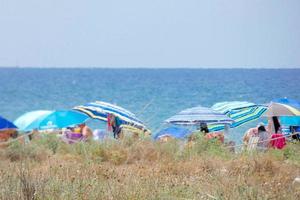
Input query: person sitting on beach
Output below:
<box><xmin>61</xmin><ymin>124</ymin><xmax>91</xmax><ymax>144</ymax></box>
<box><xmin>0</xmin><ymin>129</ymin><xmax>18</xmax><ymax>142</ymax></box>
<box><xmin>204</xmin><ymin>131</ymin><xmax>225</xmax><ymax>143</ymax></box>
<box><xmin>291</xmin><ymin>126</ymin><xmax>300</xmax><ymax>141</ymax></box>
<box><xmin>243</xmin><ymin>127</ymin><xmax>258</xmax><ymax>146</ymax></box>
<box><xmin>79</xmin><ymin>123</ymin><xmax>93</xmax><ymax>139</ymax></box>
<box><xmin>198</xmin><ymin>122</ymin><xmax>224</xmax><ymax>143</ymax></box>
<box><xmin>199</xmin><ymin>122</ymin><xmax>209</xmax><ymax>134</ymax></box>
<box><xmin>158</xmin><ymin>135</ymin><xmax>173</xmax><ymax>143</ymax></box>
<box><xmin>257</xmin><ymin>123</ymin><xmax>270</xmax><ymax>151</ymax></box>
<box><xmin>270</xmin><ymin>132</ymin><xmax>286</xmax><ymax>149</ymax></box>
<box><xmin>0</xmin><ymin>129</ymin><xmax>18</xmax><ymax>148</ymax></box>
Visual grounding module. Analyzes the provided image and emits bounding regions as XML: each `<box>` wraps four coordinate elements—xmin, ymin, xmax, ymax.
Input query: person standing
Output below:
<box><xmin>111</xmin><ymin>114</ymin><xmax>122</xmax><ymax>139</ymax></box>
<box><xmin>272</xmin><ymin>116</ymin><xmax>281</xmax><ymax>133</ymax></box>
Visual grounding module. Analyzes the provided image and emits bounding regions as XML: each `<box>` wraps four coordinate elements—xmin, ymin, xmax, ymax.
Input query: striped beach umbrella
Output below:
<box><xmin>74</xmin><ymin>101</ymin><xmax>147</xmax><ymax>130</ymax></box>
<box><xmin>264</xmin><ymin>98</ymin><xmax>300</xmax><ymax>117</ymax></box>
<box><xmin>165</xmin><ymin>106</ymin><xmax>234</xmax><ymax>126</ymax></box>
<box><xmin>210</xmin><ymin>101</ymin><xmax>267</xmax><ymax>131</ymax></box>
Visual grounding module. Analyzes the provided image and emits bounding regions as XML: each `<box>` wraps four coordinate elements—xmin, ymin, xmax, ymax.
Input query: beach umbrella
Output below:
<box><xmin>264</xmin><ymin>98</ymin><xmax>300</xmax><ymax>117</ymax></box>
<box><xmin>154</xmin><ymin>127</ymin><xmax>192</xmax><ymax>140</ymax></box>
<box><xmin>74</xmin><ymin>101</ymin><xmax>147</xmax><ymax>130</ymax></box>
<box><xmin>210</xmin><ymin>101</ymin><xmax>268</xmax><ymax>131</ymax></box>
<box><xmin>0</xmin><ymin>116</ymin><xmax>17</xmax><ymax>130</ymax></box>
<box><xmin>26</xmin><ymin>110</ymin><xmax>89</xmax><ymax>130</ymax></box>
<box><xmin>165</xmin><ymin>106</ymin><xmax>234</xmax><ymax>126</ymax></box>
<box><xmin>14</xmin><ymin>110</ymin><xmax>53</xmax><ymax>131</ymax></box>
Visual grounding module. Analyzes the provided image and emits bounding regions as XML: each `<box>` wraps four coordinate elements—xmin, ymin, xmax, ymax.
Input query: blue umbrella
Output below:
<box><xmin>165</xmin><ymin>106</ymin><xmax>234</xmax><ymax>126</ymax></box>
<box><xmin>154</xmin><ymin>127</ymin><xmax>192</xmax><ymax>140</ymax></box>
<box><xmin>26</xmin><ymin>110</ymin><xmax>89</xmax><ymax>130</ymax></box>
<box><xmin>0</xmin><ymin>116</ymin><xmax>17</xmax><ymax>130</ymax></box>
<box><xmin>14</xmin><ymin>110</ymin><xmax>53</xmax><ymax>131</ymax></box>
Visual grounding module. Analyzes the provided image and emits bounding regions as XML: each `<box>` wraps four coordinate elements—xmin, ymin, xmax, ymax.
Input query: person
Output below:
<box><xmin>291</xmin><ymin>126</ymin><xmax>300</xmax><ymax>141</ymax></box>
<box><xmin>199</xmin><ymin>122</ymin><xmax>209</xmax><ymax>134</ymax></box>
<box><xmin>270</xmin><ymin>132</ymin><xmax>286</xmax><ymax>149</ymax></box>
<box><xmin>0</xmin><ymin>129</ymin><xmax>17</xmax><ymax>142</ymax></box>
<box><xmin>62</xmin><ymin>126</ymin><xmax>82</xmax><ymax>144</ymax></box>
<box><xmin>272</xmin><ymin>116</ymin><xmax>281</xmax><ymax>133</ymax></box>
<box><xmin>111</xmin><ymin>114</ymin><xmax>122</xmax><ymax>139</ymax></box>
<box><xmin>61</xmin><ymin>124</ymin><xmax>91</xmax><ymax>144</ymax></box>
<box><xmin>256</xmin><ymin>123</ymin><xmax>270</xmax><ymax>151</ymax></box>
<box><xmin>0</xmin><ymin>129</ymin><xmax>18</xmax><ymax>148</ymax></box>
<box><xmin>204</xmin><ymin>131</ymin><xmax>224</xmax><ymax>143</ymax></box>
<box><xmin>79</xmin><ymin>123</ymin><xmax>93</xmax><ymax>139</ymax></box>
<box><xmin>199</xmin><ymin>122</ymin><xmax>224</xmax><ymax>143</ymax></box>
<box><xmin>158</xmin><ymin>135</ymin><xmax>173</xmax><ymax>142</ymax></box>
<box><xmin>28</xmin><ymin>129</ymin><xmax>40</xmax><ymax>141</ymax></box>
<box><xmin>107</xmin><ymin>113</ymin><xmax>113</xmax><ymax>132</ymax></box>
<box><xmin>243</xmin><ymin>127</ymin><xmax>258</xmax><ymax>146</ymax></box>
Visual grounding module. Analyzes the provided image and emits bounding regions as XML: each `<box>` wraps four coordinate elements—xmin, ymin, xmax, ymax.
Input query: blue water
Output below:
<box><xmin>1</xmin><ymin>68</ymin><xmax>299</xmax><ymax>142</ymax></box>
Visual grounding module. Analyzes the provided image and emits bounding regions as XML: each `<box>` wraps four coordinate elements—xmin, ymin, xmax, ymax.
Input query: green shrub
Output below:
<box><xmin>5</xmin><ymin>141</ymin><xmax>49</xmax><ymax>162</ymax></box>
<box><xmin>34</xmin><ymin>134</ymin><xmax>60</xmax><ymax>154</ymax></box>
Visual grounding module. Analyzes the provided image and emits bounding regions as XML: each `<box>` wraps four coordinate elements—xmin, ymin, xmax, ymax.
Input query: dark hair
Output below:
<box><xmin>272</xmin><ymin>116</ymin><xmax>281</xmax><ymax>133</ymax></box>
<box><xmin>258</xmin><ymin>125</ymin><xmax>266</xmax><ymax>132</ymax></box>
<box><xmin>200</xmin><ymin>123</ymin><xmax>209</xmax><ymax>133</ymax></box>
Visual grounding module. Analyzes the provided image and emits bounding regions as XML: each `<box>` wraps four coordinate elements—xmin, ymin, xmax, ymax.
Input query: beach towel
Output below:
<box><xmin>270</xmin><ymin>133</ymin><xmax>286</xmax><ymax>149</ymax></box>
<box><xmin>61</xmin><ymin>131</ymin><xmax>85</xmax><ymax>144</ymax></box>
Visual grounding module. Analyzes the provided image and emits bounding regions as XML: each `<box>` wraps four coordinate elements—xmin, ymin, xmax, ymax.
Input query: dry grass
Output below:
<box><xmin>0</xmin><ymin>134</ymin><xmax>300</xmax><ymax>200</ymax></box>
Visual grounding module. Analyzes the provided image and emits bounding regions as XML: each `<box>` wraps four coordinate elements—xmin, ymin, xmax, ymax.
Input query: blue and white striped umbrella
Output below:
<box><xmin>165</xmin><ymin>106</ymin><xmax>234</xmax><ymax>126</ymax></box>
<box><xmin>74</xmin><ymin>101</ymin><xmax>147</xmax><ymax>129</ymax></box>
<box><xmin>210</xmin><ymin>101</ymin><xmax>267</xmax><ymax>131</ymax></box>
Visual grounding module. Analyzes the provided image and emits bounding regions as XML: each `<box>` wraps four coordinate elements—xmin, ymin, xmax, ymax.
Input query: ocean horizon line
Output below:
<box><xmin>1</xmin><ymin>66</ymin><xmax>300</xmax><ymax>70</ymax></box>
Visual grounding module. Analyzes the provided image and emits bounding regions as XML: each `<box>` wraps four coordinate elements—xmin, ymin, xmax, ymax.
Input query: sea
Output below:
<box><xmin>0</xmin><ymin>68</ymin><xmax>299</xmax><ymax>143</ymax></box>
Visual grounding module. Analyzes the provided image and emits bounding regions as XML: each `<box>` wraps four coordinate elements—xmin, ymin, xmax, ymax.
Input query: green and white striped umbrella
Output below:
<box><xmin>210</xmin><ymin>101</ymin><xmax>267</xmax><ymax>131</ymax></box>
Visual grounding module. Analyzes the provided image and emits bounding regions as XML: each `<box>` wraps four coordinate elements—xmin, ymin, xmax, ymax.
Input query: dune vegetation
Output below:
<box><xmin>0</xmin><ymin>134</ymin><xmax>300</xmax><ymax>200</ymax></box>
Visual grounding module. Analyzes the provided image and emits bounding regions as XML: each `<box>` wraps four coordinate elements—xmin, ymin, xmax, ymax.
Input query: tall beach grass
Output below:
<box><xmin>0</xmin><ymin>134</ymin><xmax>300</xmax><ymax>199</ymax></box>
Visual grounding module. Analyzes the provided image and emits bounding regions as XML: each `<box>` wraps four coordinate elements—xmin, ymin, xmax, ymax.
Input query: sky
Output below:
<box><xmin>0</xmin><ymin>0</ymin><xmax>299</xmax><ymax>68</ymax></box>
